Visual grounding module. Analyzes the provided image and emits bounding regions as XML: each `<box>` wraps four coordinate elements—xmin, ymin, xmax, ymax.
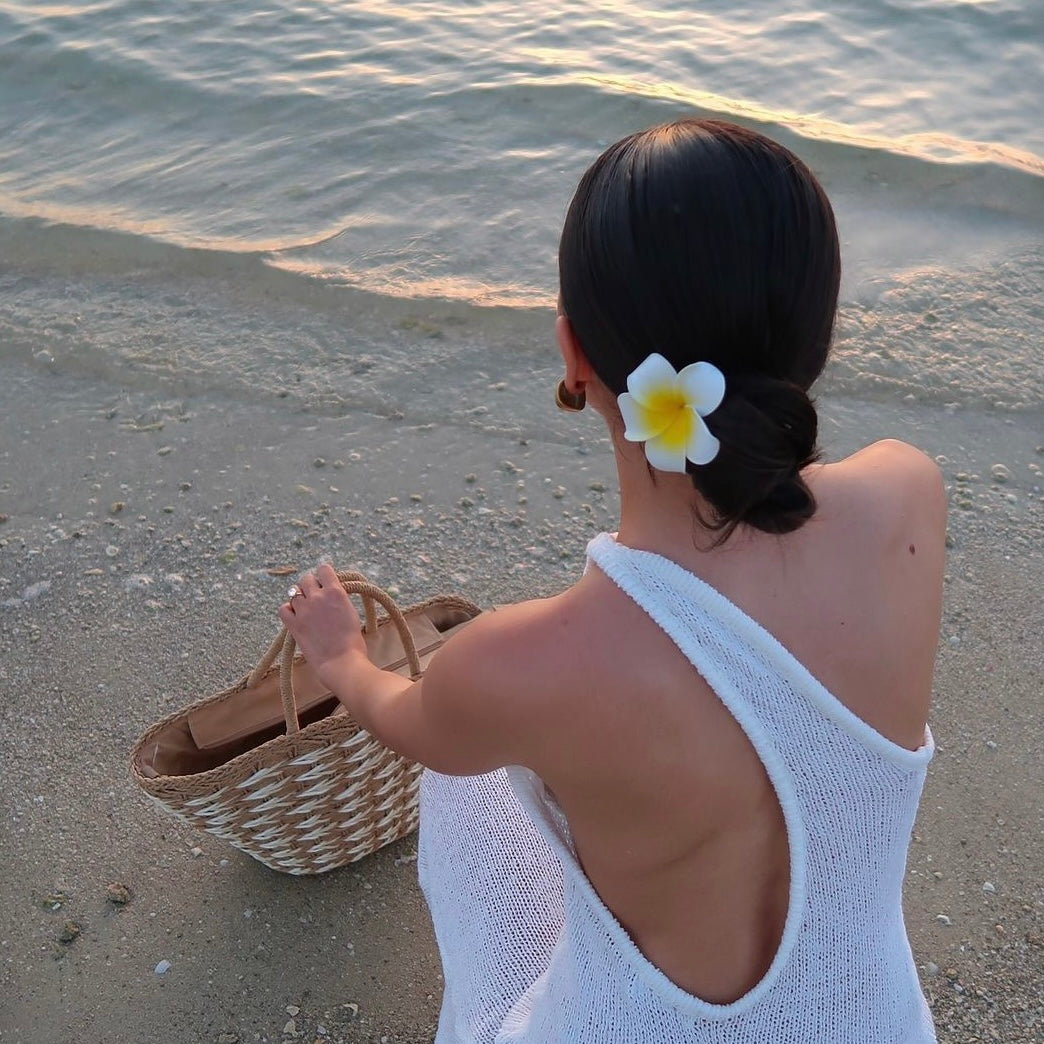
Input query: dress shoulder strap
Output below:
<box><xmin>585</xmin><ymin>532</ymin><xmax>933</xmax><ymax>769</ymax></box>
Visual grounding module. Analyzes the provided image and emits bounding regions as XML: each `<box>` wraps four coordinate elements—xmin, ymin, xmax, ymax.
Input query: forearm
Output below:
<box><xmin>280</xmin><ymin>565</ymin><xmax>517</xmax><ymax>773</ymax></box>
<box><xmin>317</xmin><ymin>650</ymin><xmax>415</xmax><ymax>738</ymax></box>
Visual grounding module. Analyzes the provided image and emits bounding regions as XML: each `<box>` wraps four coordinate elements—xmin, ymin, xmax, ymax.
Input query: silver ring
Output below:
<box><xmin>287</xmin><ymin>585</ymin><xmax>299</xmax><ymax>600</ymax></box>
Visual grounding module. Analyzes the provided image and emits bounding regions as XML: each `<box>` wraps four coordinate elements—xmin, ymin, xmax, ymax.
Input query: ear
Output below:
<box><xmin>555</xmin><ymin>315</ymin><xmax>596</xmax><ymax>394</ymax></box>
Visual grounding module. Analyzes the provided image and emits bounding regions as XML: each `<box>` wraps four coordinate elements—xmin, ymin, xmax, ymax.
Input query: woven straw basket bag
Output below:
<box><xmin>130</xmin><ymin>572</ymin><xmax>482</xmax><ymax>874</ymax></box>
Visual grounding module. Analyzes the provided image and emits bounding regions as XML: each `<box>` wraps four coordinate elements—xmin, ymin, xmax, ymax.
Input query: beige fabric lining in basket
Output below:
<box><xmin>129</xmin><ymin>572</ymin><xmax>482</xmax><ymax>874</ymax></box>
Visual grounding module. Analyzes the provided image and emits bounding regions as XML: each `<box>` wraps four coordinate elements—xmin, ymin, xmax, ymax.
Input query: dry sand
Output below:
<box><xmin>0</xmin><ymin>360</ymin><xmax>1041</xmax><ymax>1044</ymax></box>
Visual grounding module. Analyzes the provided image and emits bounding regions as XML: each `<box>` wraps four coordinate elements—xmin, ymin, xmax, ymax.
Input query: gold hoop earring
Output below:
<box><xmin>555</xmin><ymin>379</ymin><xmax>586</xmax><ymax>412</ymax></box>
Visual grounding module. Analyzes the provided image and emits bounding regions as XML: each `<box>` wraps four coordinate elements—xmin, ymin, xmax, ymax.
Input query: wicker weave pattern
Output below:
<box><xmin>130</xmin><ymin>576</ymin><xmax>479</xmax><ymax>875</ymax></box>
<box><xmin>138</xmin><ymin>711</ymin><xmax>425</xmax><ymax>873</ymax></box>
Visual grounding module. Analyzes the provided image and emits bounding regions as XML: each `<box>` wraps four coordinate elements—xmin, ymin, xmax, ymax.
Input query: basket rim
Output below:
<box><xmin>130</xmin><ymin>709</ymin><xmax>380</xmax><ymax>789</ymax></box>
<box><xmin>129</xmin><ymin>591</ymin><xmax>481</xmax><ymax>790</ymax></box>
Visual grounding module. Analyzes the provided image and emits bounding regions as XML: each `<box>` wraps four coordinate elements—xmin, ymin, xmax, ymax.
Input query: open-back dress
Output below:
<box><xmin>417</xmin><ymin>533</ymin><xmax>936</xmax><ymax>1043</ymax></box>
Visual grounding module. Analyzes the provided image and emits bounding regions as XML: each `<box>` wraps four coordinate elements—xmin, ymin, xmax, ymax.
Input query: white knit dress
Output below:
<box><xmin>417</xmin><ymin>533</ymin><xmax>937</xmax><ymax>1043</ymax></box>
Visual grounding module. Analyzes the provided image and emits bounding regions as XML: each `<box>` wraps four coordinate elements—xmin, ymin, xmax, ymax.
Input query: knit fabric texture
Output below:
<box><xmin>417</xmin><ymin>532</ymin><xmax>937</xmax><ymax>1043</ymax></box>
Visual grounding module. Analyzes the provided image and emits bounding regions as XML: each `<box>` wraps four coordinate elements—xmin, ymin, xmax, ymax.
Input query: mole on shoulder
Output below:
<box><xmin>908</xmin><ymin>544</ymin><xmax>916</xmax><ymax>555</ymax></box>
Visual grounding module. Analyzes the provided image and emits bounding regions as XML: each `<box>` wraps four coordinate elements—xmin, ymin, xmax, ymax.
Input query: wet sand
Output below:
<box><xmin>0</xmin><ymin>361</ymin><xmax>1041</xmax><ymax>1044</ymax></box>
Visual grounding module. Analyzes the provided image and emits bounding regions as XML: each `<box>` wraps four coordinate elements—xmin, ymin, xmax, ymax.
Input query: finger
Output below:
<box><xmin>297</xmin><ymin>571</ymin><xmax>320</xmax><ymax>596</ymax></box>
<box><xmin>278</xmin><ymin>603</ymin><xmax>296</xmax><ymax>625</ymax></box>
<box><xmin>316</xmin><ymin>562</ymin><xmax>339</xmax><ymax>588</ymax></box>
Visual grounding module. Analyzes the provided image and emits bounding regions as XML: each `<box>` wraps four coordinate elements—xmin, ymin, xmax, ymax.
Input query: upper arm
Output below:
<box><xmin>866</xmin><ymin>441</ymin><xmax>947</xmax><ymax>604</ymax></box>
<box><xmin>358</xmin><ymin>604</ymin><xmax>550</xmax><ymax>776</ymax></box>
<box><xmin>842</xmin><ymin>439</ymin><xmax>947</xmax><ymax>566</ymax></box>
<box><xmin>846</xmin><ymin>438</ymin><xmax>947</xmax><ymax>603</ymax></box>
<box><xmin>837</xmin><ymin>440</ymin><xmax>947</xmax><ymax>744</ymax></box>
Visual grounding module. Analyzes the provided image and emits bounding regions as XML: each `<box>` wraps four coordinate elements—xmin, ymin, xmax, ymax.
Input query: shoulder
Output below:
<box><xmin>818</xmin><ymin>439</ymin><xmax>946</xmax><ymax>551</ymax></box>
<box><xmin>812</xmin><ymin>438</ymin><xmax>948</xmax><ymax>590</ymax></box>
<box><xmin>838</xmin><ymin>438</ymin><xmax>945</xmax><ymax>512</ymax></box>
<box><xmin>415</xmin><ymin>594</ymin><xmax>583</xmax><ymax>773</ymax></box>
<box><xmin>426</xmin><ymin>597</ymin><xmax>570</xmax><ymax>693</ymax></box>
<box><xmin>804</xmin><ymin>440</ymin><xmax>946</xmax><ymax>747</ymax></box>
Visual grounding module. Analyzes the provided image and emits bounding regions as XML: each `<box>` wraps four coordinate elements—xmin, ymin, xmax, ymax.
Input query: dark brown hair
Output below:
<box><xmin>559</xmin><ymin>118</ymin><xmax>841</xmax><ymax>538</ymax></box>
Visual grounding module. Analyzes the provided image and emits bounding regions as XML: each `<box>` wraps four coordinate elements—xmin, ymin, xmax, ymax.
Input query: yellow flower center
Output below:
<box><xmin>650</xmin><ymin>400</ymin><xmax>695</xmax><ymax>454</ymax></box>
<box><xmin>639</xmin><ymin>387</ymin><xmax>692</xmax><ymax>440</ymax></box>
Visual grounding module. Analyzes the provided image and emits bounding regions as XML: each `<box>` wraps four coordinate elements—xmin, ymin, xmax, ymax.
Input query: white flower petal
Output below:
<box><xmin>677</xmin><ymin>361</ymin><xmax>726</xmax><ymax>416</ymax></box>
<box><xmin>626</xmin><ymin>353</ymin><xmax>679</xmax><ymax>404</ymax></box>
<box><xmin>643</xmin><ymin>432</ymin><xmax>689</xmax><ymax>474</ymax></box>
<box><xmin>685</xmin><ymin>414</ymin><xmax>721</xmax><ymax>466</ymax></box>
<box><xmin>617</xmin><ymin>392</ymin><xmax>667</xmax><ymax>442</ymax></box>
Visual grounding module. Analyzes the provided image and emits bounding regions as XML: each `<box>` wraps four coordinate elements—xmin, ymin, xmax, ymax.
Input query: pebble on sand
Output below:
<box><xmin>58</xmin><ymin>921</ymin><xmax>81</xmax><ymax>944</ymax></box>
<box><xmin>105</xmin><ymin>882</ymin><xmax>132</xmax><ymax>905</ymax></box>
<box><xmin>154</xmin><ymin>959</ymin><xmax>172</xmax><ymax>975</ymax></box>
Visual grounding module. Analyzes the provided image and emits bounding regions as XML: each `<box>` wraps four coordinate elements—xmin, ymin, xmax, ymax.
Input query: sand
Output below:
<box><xmin>0</xmin><ymin>358</ymin><xmax>1041</xmax><ymax>1044</ymax></box>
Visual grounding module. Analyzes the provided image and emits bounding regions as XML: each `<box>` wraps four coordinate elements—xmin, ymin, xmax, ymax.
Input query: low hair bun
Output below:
<box><xmin>691</xmin><ymin>375</ymin><xmax>820</xmax><ymax>538</ymax></box>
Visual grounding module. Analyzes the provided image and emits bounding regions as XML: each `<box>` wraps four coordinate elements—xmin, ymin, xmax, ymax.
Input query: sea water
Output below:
<box><xmin>0</xmin><ymin>0</ymin><xmax>1041</xmax><ymax>427</ymax></box>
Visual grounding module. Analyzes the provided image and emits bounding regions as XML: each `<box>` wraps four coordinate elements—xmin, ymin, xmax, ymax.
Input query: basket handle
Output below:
<box><xmin>278</xmin><ymin>574</ymin><xmax>423</xmax><ymax>734</ymax></box>
<box><xmin>247</xmin><ymin>570</ymin><xmax>382</xmax><ymax>689</ymax></box>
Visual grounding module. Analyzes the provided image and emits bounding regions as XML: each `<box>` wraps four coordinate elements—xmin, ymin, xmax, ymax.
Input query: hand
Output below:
<box><xmin>278</xmin><ymin>563</ymin><xmax>368</xmax><ymax>682</ymax></box>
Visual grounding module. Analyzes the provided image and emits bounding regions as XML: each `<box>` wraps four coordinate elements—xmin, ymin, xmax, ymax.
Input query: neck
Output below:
<box><xmin>612</xmin><ymin>438</ymin><xmax>727</xmax><ymax>557</ymax></box>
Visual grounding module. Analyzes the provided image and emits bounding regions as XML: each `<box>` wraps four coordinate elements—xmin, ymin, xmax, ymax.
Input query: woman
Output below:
<box><xmin>281</xmin><ymin>118</ymin><xmax>945</xmax><ymax>1042</ymax></box>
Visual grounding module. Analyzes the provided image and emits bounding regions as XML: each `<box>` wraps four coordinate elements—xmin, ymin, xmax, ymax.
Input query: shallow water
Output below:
<box><xmin>0</xmin><ymin>0</ymin><xmax>1041</xmax><ymax>414</ymax></box>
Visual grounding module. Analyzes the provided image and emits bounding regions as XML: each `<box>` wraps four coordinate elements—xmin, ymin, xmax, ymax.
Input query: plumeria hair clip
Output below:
<box><xmin>617</xmin><ymin>353</ymin><xmax>726</xmax><ymax>473</ymax></box>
